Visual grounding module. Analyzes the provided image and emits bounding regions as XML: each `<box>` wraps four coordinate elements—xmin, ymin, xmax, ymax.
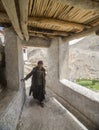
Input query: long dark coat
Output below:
<box><xmin>25</xmin><ymin>66</ymin><xmax>46</xmax><ymax>102</ymax></box>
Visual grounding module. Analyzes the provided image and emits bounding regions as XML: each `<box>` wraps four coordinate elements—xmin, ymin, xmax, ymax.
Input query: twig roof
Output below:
<box><xmin>0</xmin><ymin>0</ymin><xmax>99</xmax><ymax>40</ymax></box>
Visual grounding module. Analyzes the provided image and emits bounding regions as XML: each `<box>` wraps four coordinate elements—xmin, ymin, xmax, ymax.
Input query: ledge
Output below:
<box><xmin>60</xmin><ymin>79</ymin><xmax>99</xmax><ymax>103</ymax></box>
<box><xmin>0</xmin><ymin>89</ymin><xmax>17</xmax><ymax>116</ymax></box>
<box><xmin>0</xmin><ymin>87</ymin><xmax>25</xmax><ymax>130</ymax></box>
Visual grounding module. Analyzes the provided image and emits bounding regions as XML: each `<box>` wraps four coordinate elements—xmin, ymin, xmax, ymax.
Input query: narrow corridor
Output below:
<box><xmin>16</xmin><ymin>87</ymin><xmax>88</xmax><ymax>130</ymax></box>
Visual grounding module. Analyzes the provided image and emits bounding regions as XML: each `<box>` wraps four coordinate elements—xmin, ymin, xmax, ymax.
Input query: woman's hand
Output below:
<box><xmin>21</xmin><ymin>79</ymin><xmax>25</xmax><ymax>82</ymax></box>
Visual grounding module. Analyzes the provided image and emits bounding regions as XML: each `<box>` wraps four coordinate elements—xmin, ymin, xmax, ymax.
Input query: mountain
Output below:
<box><xmin>69</xmin><ymin>34</ymin><xmax>99</xmax><ymax>80</ymax></box>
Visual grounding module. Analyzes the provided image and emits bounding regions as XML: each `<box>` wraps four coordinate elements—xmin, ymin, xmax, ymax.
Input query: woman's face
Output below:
<box><xmin>0</xmin><ymin>53</ymin><xmax>1</xmax><ymax>61</ymax></box>
<box><xmin>38</xmin><ymin>63</ymin><xmax>43</xmax><ymax>68</ymax></box>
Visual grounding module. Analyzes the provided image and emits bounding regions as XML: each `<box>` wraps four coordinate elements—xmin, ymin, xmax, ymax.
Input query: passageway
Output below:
<box><xmin>0</xmin><ymin>0</ymin><xmax>99</xmax><ymax>130</ymax></box>
<box><xmin>16</xmin><ymin>85</ymin><xmax>87</xmax><ymax>130</ymax></box>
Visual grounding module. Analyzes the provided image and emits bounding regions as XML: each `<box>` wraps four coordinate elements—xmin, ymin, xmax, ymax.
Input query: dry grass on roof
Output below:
<box><xmin>28</xmin><ymin>0</ymin><xmax>99</xmax><ymax>25</ymax></box>
<box><xmin>0</xmin><ymin>1</ymin><xmax>5</xmax><ymax>12</ymax></box>
<box><xmin>0</xmin><ymin>0</ymin><xmax>99</xmax><ymax>40</ymax></box>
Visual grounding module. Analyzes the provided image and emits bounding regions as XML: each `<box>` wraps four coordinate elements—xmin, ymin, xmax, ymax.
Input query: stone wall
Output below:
<box><xmin>5</xmin><ymin>29</ymin><xmax>24</xmax><ymax>90</ymax></box>
<box><xmin>0</xmin><ymin>87</ymin><xmax>25</xmax><ymax>130</ymax></box>
<box><xmin>23</xmin><ymin>37</ymin><xmax>50</xmax><ymax>47</ymax></box>
<box><xmin>47</xmin><ymin>37</ymin><xmax>99</xmax><ymax>130</ymax></box>
<box><xmin>0</xmin><ymin>29</ymin><xmax>25</xmax><ymax>130</ymax></box>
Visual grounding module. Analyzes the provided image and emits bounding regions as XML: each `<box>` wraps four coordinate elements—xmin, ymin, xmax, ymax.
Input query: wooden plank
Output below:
<box><xmin>0</xmin><ymin>12</ymin><xmax>10</xmax><ymax>23</ymax></box>
<box><xmin>31</xmin><ymin>0</ymin><xmax>36</xmax><ymax>16</ymax></box>
<box><xmin>1</xmin><ymin>0</ymin><xmax>23</xmax><ymax>39</ymax></box>
<box><xmin>29</xmin><ymin>32</ymin><xmax>48</xmax><ymax>39</ymax></box>
<box><xmin>63</xmin><ymin>25</ymin><xmax>99</xmax><ymax>42</ymax></box>
<box><xmin>0</xmin><ymin>12</ymin><xmax>11</xmax><ymax>27</ymax></box>
<box><xmin>28</xmin><ymin>29</ymin><xmax>68</xmax><ymax>36</ymax></box>
<box><xmin>29</xmin><ymin>32</ymin><xmax>57</xmax><ymax>39</ymax></box>
<box><xmin>93</xmin><ymin>21</ymin><xmax>99</xmax><ymax>26</ymax></box>
<box><xmin>19</xmin><ymin>0</ymin><xmax>29</xmax><ymax>41</ymax></box>
<box><xmin>29</xmin><ymin>0</ymin><xmax>33</xmax><ymax>15</ymax></box>
<box><xmin>29</xmin><ymin>32</ymin><xmax>62</xmax><ymax>39</ymax></box>
<box><xmin>28</xmin><ymin>17</ymin><xmax>90</xmax><ymax>32</ymax></box>
<box><xmin>56</xmin><ymin>0</ymin><xmax>99</xmax><ymax>12</ymax></box>
<box><xmin>89</xmin><ymin>17</ymin><xmax>99</xmax><ymax>26</ymax></box>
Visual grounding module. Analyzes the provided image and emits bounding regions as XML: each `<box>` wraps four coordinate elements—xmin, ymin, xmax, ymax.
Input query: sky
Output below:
<box><xmin>0</xmin><ymin>27</ymin><xmax>4</xmax><ymax>43</ymax></box>
<box><xmin>69</xmin><ymin>37</ymin><xmax>84</xmax><ymax>45</ymax></box>
<box><xmin>0</xmin><ymin>27</ymin><xmax>3</xmax><ymax>30</ymax></box>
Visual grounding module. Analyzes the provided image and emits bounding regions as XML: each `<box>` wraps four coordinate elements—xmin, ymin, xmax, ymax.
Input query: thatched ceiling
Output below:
<box><xmin>0</xmin><ymin>0</ymin><xmax>99</xmax><ymax>40</ymax></box>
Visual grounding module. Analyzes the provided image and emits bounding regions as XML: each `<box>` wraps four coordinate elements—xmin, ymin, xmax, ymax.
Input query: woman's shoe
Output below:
<box><xmin>40</xmin><ymin>102</ymin><xmax>44</xmax><ymax>108</ymax></box>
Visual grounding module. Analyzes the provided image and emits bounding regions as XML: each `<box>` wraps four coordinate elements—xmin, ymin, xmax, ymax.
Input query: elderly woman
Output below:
<box><xmin>22</xmin><ymin>61</ymin><xmax>46</xmax><ymax>107</ymax></box>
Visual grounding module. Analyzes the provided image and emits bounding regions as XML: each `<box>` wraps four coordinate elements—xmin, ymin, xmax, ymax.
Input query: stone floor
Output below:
<box><xmin>0</xmin><ymin>89</ymin><xmax>17</xmax><ymax>114</ymax></box>
<box><xmin>16</xmin><ymin>86</ymin><xmax>88</xmax><ymax>130</ymax></box>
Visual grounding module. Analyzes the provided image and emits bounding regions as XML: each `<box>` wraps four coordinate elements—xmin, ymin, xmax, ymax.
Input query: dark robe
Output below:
<box><xmin>0</xmin><ymin>48</ymin><xmax>7</xmax><ymax>88</ymax></box>
<box><xmin>25</xmin><ymin>66</ymin><xmax>46</xmax><ymax>102</ymax></box>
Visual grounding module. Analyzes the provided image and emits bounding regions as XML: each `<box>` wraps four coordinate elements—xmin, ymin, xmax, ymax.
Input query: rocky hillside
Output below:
<box><xmin>69</xmin><ymin>34</ymin><xmax>99</xmax><ymax>80</ymax></box>
<box><xmin>24</xmin><ymin>47</ymin><xmax>48</xmax><ymax>75</ymax></box>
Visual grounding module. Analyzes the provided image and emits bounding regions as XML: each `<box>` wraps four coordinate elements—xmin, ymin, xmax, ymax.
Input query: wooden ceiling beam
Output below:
<box><xmin>28</xmin><ymin>29</ymin><xmax>69</xmax><ymax>37</ymax></box>
<box><xmin>89</xmin><ymin>17</ymin><xmax>99</xmax><ymax>26</ymax></box>
<box><xmin>1</xmin><ymin>0</ymin><xmax>23</xmax><ymax>39</ymax></box>
<box><xmin>19</xmin><ymin>0</ymin><xmax>29</xmax><ymax>41</ymax></box>
<box><xmin>57</xmin><ymin>0</ymin><xmax>99</xmax><ymax>12</ymax></box>
<box><xmin>63</xmin><ymin>25</ymin><xmax>99</xmax><ymax>42</ymax></box>
<box><xmin>0</xmin><ymin>23</ymin><xmax>12</xmax><ymax>28</ymax></box>
<box><xmin>0</xmin><ymin>12</ymin><xmax>11</xmax><ymax>27</ymax></box>
<box><xmin>29</xmin><ymin>32</ymin><xmax>59</xmax><ymax>39</ymax></box>
<box><xmin>0</xmin><ymin>12</ymin><xmax>10</xmax><ymax>23</ymax></box>
<box><xmin>28</xmin><ymin>17</ymin><xmax>90</xmax><ymax>32</ymax></box>
<box><xmin>29</xmin><ymin>33</ymin><xmax>50</xmax><ymax>39</ymax></box>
